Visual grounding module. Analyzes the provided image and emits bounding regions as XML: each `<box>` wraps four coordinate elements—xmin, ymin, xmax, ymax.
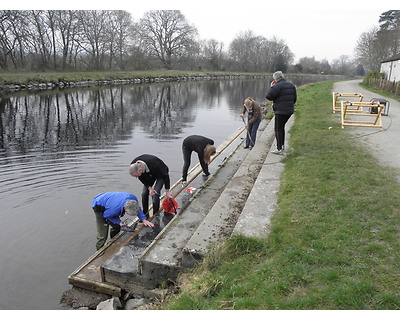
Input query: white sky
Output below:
<box><xmin>9</xmin><ymin>0</ymin><xmax>399</xmax><ymax>63</ymax></box>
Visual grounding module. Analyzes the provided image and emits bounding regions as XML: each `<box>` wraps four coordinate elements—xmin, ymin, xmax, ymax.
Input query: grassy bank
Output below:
<box><xmin>163</xmin><ymin>81</ymin><xmax>400</xmax><ymax>310</ymax></box>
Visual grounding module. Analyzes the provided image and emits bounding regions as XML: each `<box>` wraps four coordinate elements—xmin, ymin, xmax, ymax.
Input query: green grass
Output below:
<box><xmin>163</xmin><ymin>81</ymin><xmax>400</xmax><ymax>310</ymax></box>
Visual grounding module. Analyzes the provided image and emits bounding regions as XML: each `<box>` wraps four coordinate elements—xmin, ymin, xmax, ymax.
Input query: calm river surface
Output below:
<box><xmin>0</xmin><ymin>76</ymin><xmax>326</xmax><ymax>309</ymax></box>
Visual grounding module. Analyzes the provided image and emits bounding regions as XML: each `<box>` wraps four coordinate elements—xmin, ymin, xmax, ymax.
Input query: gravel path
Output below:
<box><xmin>333</xmin><ymin>80</ymin><xmax>400</xmax><ymax>182</ymax></box>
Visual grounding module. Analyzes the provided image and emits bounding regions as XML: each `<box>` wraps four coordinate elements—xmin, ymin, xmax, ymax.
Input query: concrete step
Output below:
<box><xmin>101</xmin><ymin>116</ymin><xmax>291</xmax><ymax>292</ymax></box>
<box><xmin>233</xmin><ymin>116</ymin><xmax>294</xmax><ymax>237</ymax></box>
<box><xmin>100</xmin><ymin>127</ymin><xmax>249</xmax><ymax>292</ymax></box>
<box><xmin>137</xmin><ymin>135</ymin><xmax>249</xmax><ymax>286</ymax></box>
<box><xmin>182</xmin><ymin>120</ymin><xmax>275</xmax><ymax>267</ymax></box>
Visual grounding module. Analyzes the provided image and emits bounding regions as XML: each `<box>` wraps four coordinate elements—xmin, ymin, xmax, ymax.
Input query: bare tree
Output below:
<box><xmin>354</xmin><ymin>27</ymin><xmax>382</xmax><ymax>72</ymax></box>
<box><xmin>108</xmin><ymin>11</ymin><xmax>134</xmax><ymax>70</ymax></box>
<box><xmin>55</xmin><ymin>10</ymin><xmax>80</xmax><ymax>70</ymax></box>
<box><xmin>229</xmin><ymin>31</ymin><xmax>293</xmax><ymax>72</ymax></box>
<box><xmin>137</xmin><ymin>10</ymin><xmax>198</xmax><ymax>69</ymax></box>
<box><xmin>200</xmin><ymin>39</ymin><xmax>226</xmax><ymax>70</ymax></box>
<box><xmin>331</xmin><ymin>55</ymin><xmax>354</xmax><ymax>75</ymax></box>
<box><xmin>76</xmin><ymin>10</ymin><xmax>111</xmax><ymax>70</ymax></box>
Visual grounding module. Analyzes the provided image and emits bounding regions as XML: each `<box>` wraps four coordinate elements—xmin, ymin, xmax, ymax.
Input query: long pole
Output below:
<box><xmin>241</xmin><ymin>116</ymin><xmax>255</xmax><ymax>146</ymax></box>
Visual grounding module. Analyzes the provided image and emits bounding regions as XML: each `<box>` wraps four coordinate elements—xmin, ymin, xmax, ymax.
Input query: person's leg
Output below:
<box><xmin>245</xmin><ymin>128</ymin><xmax>250</xmax><ymax>148</ymax></box>
<box><xmin>109</xmin><ymin>222</ymin><xmax>121</xmax><ymax>239</ymax></box>
<box><xmin>152</xmin><ymin>178</ymin><xmax>164</xmax><ymax>213</ymax></box>
<box><xmin>274</xmin><ymin>115</ymin><xmax>283</xmax><ymax>150</ymax></box>
<box><xmin>280</xmin><ymin>114</ymin><xmax>291</xmax><ymax>149</ymax></box>
<box><xmin>249</xmin><ymin>118</ymin><xmax>261</xmax><ymax>147</ymax></box>
<box><xmin>182</xmin><ymin>147</ymin><xmax>192</xmax><ymax>182</ymax></box>
<box><xmin>275</xmin><ymin>114</ymin><xmax>291</xmax><ymax>150</ymax></box>
<box><xmin>94</xmin><ymin>208</ymin><xmax>108</xmax><ymax>250</ymax></box>
<box><xmin>141</xmin><ymin>185</ymin><xmax>150</xmax><ymax>218</ymax></box>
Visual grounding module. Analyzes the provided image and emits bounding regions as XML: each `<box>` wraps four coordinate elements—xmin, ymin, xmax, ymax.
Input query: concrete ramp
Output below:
<box><xmin>99</xmin><ymin>127</ymin><xmax>248</xmax><ymax>292</ymax></box>
<box><xmin>69</xmin><ymin>117</ymin><xmax>293</xmax><ymax>296</ymax></box>
<box><xmin>182</xmin><ymin>120</ymin><xmax>275</xmax><ymax>267</ymax></box>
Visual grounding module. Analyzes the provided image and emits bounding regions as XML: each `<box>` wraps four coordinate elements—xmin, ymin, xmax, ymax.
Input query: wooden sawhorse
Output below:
<box><xmin>332</xmin><ymin>92</ymin><xmax>363</xmax><ymax>113</ymax></box>
<box><xmin>340</xmin><ymin>101</ymin><xmax>384</xmax><ymax>131</ymax></box>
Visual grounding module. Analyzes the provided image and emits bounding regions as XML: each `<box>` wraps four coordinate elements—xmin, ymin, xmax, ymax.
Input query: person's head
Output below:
<box><xmin>244</xmin><ymin>97</ymin><xmax>254</xmax><ymax>109</ymax></box>
<box><xmin>273</xmin><ymin>71</ymin><xmax>284</xmax><ymax>81</ymax></box>
<box><xmin>129</xmin><ymin>163</ymin><xmax>142</xmax><ymax>178</ymax></box>
<box><xmin>124</xmin><ymin>200</ymin><xmax>140</xmax><ymax>216</ymax></box>
<box><xmin>203</xmin><ymin>144</ymin><xmax>216</xmax><ymax>164</ymax></box>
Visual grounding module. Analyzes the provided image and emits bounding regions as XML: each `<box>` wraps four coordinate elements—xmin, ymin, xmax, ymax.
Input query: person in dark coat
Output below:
<box><xmin>129</xmin><ymin>154</ymin><xmax>173</xmax><ymax>218</ymax></box>
<box><xmin>92</xmin><ymin>192</ymin><xmax>154</xmax><ymax>250</ymax></box>
<box><xmin>181</xmin><ymin>135</ymin><xmax>216</xmax><ymax>186</ymax></box>
<box><xmin>265</xmin><ymin>71</ymin><xmax>297</xmax><ymax>154</ymax></box>
<box><xmin>240</xmin><ymin>97</ymin><xmax>262</xmax><ymax>149</ymax></box>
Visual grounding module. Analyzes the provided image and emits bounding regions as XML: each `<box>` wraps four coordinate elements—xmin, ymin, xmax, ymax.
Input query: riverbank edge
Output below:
<box><xmin>0</xmin><ymin>71</ymin><xmax>349</xmax><ymax>92</ymax></box>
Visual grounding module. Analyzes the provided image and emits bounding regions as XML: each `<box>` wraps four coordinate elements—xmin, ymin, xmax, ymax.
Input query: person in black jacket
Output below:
<box><xmin>265</xmin><ymin>71</ymin><xmax>297</xmax><ymax>155</ymax></box>
<box><xmin>129</xmin><ymin>154</ymin><xmax>173</xmax><ymax>218</ymax></box>
<box><xmin>181</xmin><ymin>135</ymin><xmax>216</xmax><ymax>186</ymax></box>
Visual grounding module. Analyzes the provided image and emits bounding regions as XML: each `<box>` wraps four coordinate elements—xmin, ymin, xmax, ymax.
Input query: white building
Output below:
<box><xmin>380</xmin><ymin>54</ymin><xmax>400</xmax><ymax>82</ymax></box>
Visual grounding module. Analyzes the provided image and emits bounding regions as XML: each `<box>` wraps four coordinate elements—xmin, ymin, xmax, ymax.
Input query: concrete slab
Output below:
<box><xmin>233</xmin><ymin>116</ymin><xmax>294</xmax><ymax>238</ymax></box>
<box><xmin>182</xmin><ymin>119</ymin><xmax>275</xmax><ymax>267</ymax></box>
<box><xmin>101</xmin><ymin>126</ymin><xmax>250</xmax><ymax>289</ymax></box>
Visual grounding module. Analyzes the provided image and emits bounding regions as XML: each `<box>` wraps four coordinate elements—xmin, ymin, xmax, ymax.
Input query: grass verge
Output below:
<box><xmin>163</xmin><ymin>81</ymin><xmax>400</xmax><ymax>310</ymax></box>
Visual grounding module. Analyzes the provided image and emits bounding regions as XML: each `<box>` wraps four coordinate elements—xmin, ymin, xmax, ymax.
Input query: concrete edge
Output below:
<box><xmin>232</xmin><ymin>115</ymin><xmax>294</xmax><ymax>238</ymax></box>
<box><xmin>181</xmin><ymin>118</ymin><xmax>277</xmax><ymax>267</ymax></box>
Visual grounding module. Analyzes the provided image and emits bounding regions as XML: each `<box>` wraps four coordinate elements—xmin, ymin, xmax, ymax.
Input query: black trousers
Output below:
<box><xmin>274</xmin><ymin>114</ymin><xmax>292</xmax><ymax>150</ymax></box>
<box><xmin>182</xmin><ymin>147</ymin><xmax>209</xmax><ymax>181</ymax></box>
<box><xmin>141</xmin><ymin>178</ymin><xmax>164</xmax><ymax>216</ymax></box>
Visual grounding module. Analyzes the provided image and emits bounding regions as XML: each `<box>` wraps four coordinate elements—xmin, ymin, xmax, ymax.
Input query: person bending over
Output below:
<box><xmin>92</xmin><ymin>191</ymin><xmax>154</xmax><ymax>250</ymax></box>
<box><xmin>129</xmin><ymin>154</ymin><xmax>173</xmax><ymax>218</ymax></box>
<box><xmin>181</xmin><ymin>135</ymin><xmax>216</xmax><ymax>186</ymax></box>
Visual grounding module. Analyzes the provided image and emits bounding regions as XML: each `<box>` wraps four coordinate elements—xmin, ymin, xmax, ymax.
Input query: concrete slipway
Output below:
<box><xmin>101</xmin><ymin>116</ymin><xmax>293</xmax><ymax>295</ymax></box>
<box><xmin>67</xmin><ymin>112</ymin><xmax>294</xmax><ymax>299</ymax></box>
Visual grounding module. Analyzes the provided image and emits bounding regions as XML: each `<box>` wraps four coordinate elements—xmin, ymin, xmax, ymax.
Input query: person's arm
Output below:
<box><xmin>240</xmin><ymin>105</ymin><xmax>246</xmax><ymax>118</ymax></box>
<box><xmin>137</xmin><ymin>207</ymin><xmax>154</xmax><ymax>227</ymax></box>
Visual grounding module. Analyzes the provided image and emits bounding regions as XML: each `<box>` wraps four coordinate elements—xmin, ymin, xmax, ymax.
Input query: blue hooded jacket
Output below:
<box><xmin>92</xmin><ymin>192</ymin><xmax>146</xmax><ymax>225</ymax></box>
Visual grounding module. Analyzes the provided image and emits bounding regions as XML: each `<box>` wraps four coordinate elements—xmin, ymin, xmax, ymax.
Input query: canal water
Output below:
<box><xmin>0</xmin><ymin>75</ymin><xmax>338</xmax><ymax>309</ymax></box>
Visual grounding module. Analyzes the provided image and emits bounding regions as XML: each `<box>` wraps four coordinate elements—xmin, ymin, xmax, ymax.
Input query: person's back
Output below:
<box><xmin>266</xmin><ymin>79</ymin><xmax>297</xmax><ymax>115</ymax></box>
<box><xmin>265</xmin><ymin>71</ymin><xmax>296</xmax><ymax>154</ymax></box>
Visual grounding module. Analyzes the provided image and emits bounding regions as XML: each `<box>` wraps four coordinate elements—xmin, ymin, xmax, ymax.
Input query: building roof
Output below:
<box><xmin>382</xmin><ymin>53</ymin><xmax>400</xmax><ymax>63</ymax></box>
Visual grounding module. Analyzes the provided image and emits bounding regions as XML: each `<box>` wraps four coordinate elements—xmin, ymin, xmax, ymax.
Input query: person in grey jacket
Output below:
<box><xmin>265</xmin><ymin>71</ymin><xmax>297</xmax><ymax>154</ymax></box>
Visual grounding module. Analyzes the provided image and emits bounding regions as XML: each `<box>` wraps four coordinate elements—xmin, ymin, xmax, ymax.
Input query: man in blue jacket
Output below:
<box><xmin>265</xmin><ymin>71</ymin><xmax>297</xmax><ymax>155</ymax></box>
<box><xmin>92</xmin><ymin>192</ymin><xmax>154</xmax><ymax>250</ymax></box>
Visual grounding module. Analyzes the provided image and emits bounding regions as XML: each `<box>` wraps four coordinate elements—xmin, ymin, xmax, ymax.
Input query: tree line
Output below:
<box><xmin>355</xmin><ymin>10</ymin><xmax>400</xmax><ymax>72</ymax></box>
<box><xmin>0</xmin><ymin>10</ymin><xmax>398</xmax><ymax>75</ymax></box>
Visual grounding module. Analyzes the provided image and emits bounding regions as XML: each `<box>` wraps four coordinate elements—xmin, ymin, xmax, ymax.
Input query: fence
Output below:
<box><xmin>367</xmin><ymin>77</ymin><xmax>400</xmax><ymax>97</ymax></box>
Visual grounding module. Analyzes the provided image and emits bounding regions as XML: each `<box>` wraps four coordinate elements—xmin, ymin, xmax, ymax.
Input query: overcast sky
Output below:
<box><xmin>11</xmin><ymin>0</ymin><xmax>399</xmax><ymax>63</ymax></box>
